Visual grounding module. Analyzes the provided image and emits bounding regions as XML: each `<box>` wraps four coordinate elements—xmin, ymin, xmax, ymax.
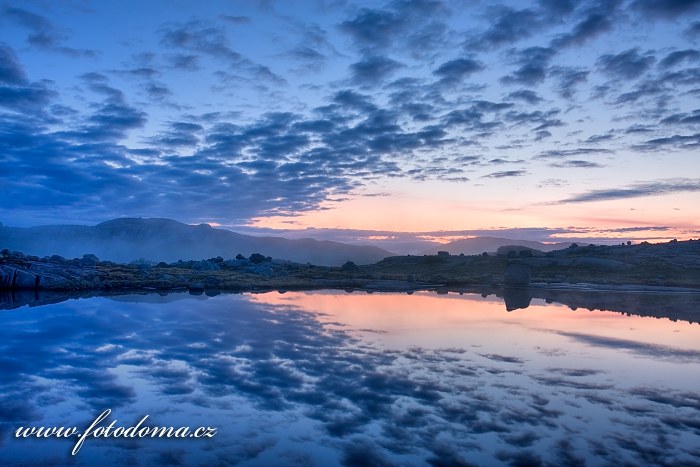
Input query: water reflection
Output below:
<box><xmin>0</xmin><ymin>291</ymin><xmax>699</xmax><ymax>465</ymax></box>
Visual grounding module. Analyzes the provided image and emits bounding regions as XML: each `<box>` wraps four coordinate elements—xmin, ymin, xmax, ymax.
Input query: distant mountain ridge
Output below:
<box><xmin>423</xmin><ymin>236</ymin><xmax>581</xmax><ymax>256</ymax></box>
<box><xmin>0</xmin><ymin>218</ymin><xmax>394</xmax><ymax>267</ymax></box>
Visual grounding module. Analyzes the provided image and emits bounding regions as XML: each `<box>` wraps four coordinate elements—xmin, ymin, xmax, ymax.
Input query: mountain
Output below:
<box><xmin>0</xmin><ymin>218</ymin><xmax>394</xmax><ymax>266</ymax></box>
<box><xmin>422</xmin><ymin>237</ymin><xmax>582</xmax><ymax>256</ymax></box>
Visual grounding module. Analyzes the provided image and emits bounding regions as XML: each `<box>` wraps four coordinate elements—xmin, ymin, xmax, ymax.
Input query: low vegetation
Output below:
<box><xmin>1</xmin><ymin>239</ymin><xmax>699</xmax><ymax>294</ymax></box>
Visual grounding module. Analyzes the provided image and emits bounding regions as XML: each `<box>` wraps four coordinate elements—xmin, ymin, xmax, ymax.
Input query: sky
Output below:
<box><xmin>1</xmin><ymin>0</ymin><xmax>699</xmax><ymax>245</ymax></box>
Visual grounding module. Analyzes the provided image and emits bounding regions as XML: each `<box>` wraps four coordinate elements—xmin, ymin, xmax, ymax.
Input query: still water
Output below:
<box><xmin>1</xmin><ymin>290</ymin><xmax>699</xmax><ymax>466</ymax></box>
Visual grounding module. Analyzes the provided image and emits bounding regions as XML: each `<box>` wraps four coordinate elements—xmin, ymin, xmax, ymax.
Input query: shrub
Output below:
<box><xmin>249</xmin><ymin>253</ymin><xmax>266</xmax><ymax>264</ymax></box>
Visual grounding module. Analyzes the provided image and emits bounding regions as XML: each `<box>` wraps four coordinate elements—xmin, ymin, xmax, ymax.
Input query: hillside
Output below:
<box><xmin>0</xmin><ymin>218</ymin><xmax>394</xmax><ymax>266</ymax></box>
<box><xmin>423</xmin><ymin>236</ymin><xmax>581</xmax><ymax>256</ymax></box>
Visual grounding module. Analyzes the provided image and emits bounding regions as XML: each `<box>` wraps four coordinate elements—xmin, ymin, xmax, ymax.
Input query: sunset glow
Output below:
<box><xmin>1</xmin><ymin>0</ymin><xmax>698</xmax><ymax>244</ymax></box>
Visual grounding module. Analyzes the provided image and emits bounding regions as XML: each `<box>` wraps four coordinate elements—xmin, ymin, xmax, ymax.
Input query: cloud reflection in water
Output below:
<box><xmin>0</xmin><ymin>291</ymin><xmax>699</xmax><ymax>465</ymax></box>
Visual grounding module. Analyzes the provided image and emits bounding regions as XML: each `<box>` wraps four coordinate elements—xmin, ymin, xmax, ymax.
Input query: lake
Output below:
<box><xmin>1</xmin><ymin>290</ymin><xmax>699</xmax><ymax>466</ymax></box>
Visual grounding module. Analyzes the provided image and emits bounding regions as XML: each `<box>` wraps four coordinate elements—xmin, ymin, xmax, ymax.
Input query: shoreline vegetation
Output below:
<box><xmin>0</xmin><ymin>240</ymin><xmax>700</xmax><ymax>323</ymax></box>
<box><xmin>2</xmin><ymin>238</ymin><xmax>699</xmax><ymax>291</ymax></box>
<box><xmin>1</xmin><ymin>239</ymin><xmax>699</xmax><ymax>320</ymax></box>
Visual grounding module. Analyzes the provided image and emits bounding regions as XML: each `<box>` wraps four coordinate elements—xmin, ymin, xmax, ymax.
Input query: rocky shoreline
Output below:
<box><xmin>1</xmin><ymin>239</ymin><xmax>699</xmax><ymax>295</ymax></box>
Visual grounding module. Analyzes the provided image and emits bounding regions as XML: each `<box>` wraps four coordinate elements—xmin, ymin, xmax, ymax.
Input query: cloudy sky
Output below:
<box><xmin>1</xmin><ymin>0</ymin><xmax>699</xmax><ymax>243</ymax></box>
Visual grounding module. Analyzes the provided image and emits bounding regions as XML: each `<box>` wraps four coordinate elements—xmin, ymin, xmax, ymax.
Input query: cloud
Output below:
<box><xmin>632</xmin><ymin>132</ymin><xmax>700</xmax><ymax>151</ymax></box>
<box><xmin>555</xmin><ymin>331</ymin><xmax>700</xmax><ymax>362</ymax></box>
<box><xmin>221</xmin><ymin>15</ymin><xmax>251</xmax><ymax>24</ymax></box>
<box><xmin>598</xmin><ymin>48</ymin><xmax>655</xmax><ymax>79</ymax></box>
<box><xmin>433</xmin><ymin>58</ymin><xmax>484</xmax><ymax>85</ymax></box>
<box><xmin>149</xmin><ymin>121</ymin><xmax>203</xmax><ymax>148</ymax></box>
<box><xmin>501</xmin><ymin>47</ymin><xmax>556</xmax><ymax>85</ymax></box>
<box><xmin>482</xmin><ymin>170</ymin><xmax>527</xmax><ymax>178</ymax></box>
<box><xmin>550</xmin><ymin>67</ymin><xmax>588</xmax><ymax>98</ymax></box>
<box><xmin>687</xmin><ymin>21</ymin><xmax>700</xmax><ymax>37</ymax></box>
<box><xmin>660</xmin><ymin>110</ymin><xmax>700</xmax><ymax>125</ymax></box>
<box><xmin>534</xmin><ymin>130</ymin><xmax>552</xmax><ymax>141</ymax></box>
<box><xmin>340</xmin><ymin>7</ymin><xmax>405</xmax><ymax>49</ymax></box>
<box><xmin>534</xmin><ymin>147</ymin><xmax>613</xmax><ymax>159</ymax></box>
<box><xmin>548</xmin><ymin>160</ymin><xmax>605</xmax><ymax>168</ymax></box>
<box><xmin>1</xmin><ymin>6</ymin><xmax>96</xmax><ymax>57</ymax></box>
<box><xmin>0</xmin><ymin>43</ymin><xmax>27</xmax><ymax>85</ymax></box>
<box><xmin>505</xmin><ymin>108</ymin><xmax>561</xmax><ymax>131</ymax></box>
<box><xmin>167</xmin><ymin>54</ymin><xmax>200</xmax><ymax>71</ymax></box>
<box><xmin>0</xmin><ymin>44</ymin><xmax>56</xmax><ymax>113</ymax></box>
<box><xmin>551</xmin><ymin>0</ymin><xmax>621</xmax><ymax>48</ymax></box>
<box><xmin>467</xmin><ymin>7</ymin><xmax>541</xmax><ymax>50</ymax></box>
<box><xmin>631</xmin><ymin>0</ymin><xmax>700</xmax><ymax>18</ymax></box>
<box><xmin>339</xmin><ymin>0</ymin><xmax>448</xmax><ymax>53</ymax></box>
<box><xmin>551</xmin><ymin>178</ymin><xmax>700</xmax><ymax>204</ymax></box>
<box><xmin>0</xmin><ymin>83</ymin><xmax>472</xmax><ymax>223</ymax></box>
<box><xmin>0</xmin><ymin>81</ymin><xmax>56</xmax><ymax>112</ymax></box>
<box><xmin>349</xmin><ymin>55</ymin><xmax>404</xmax><ymax>85</ymax></box>
<box><xmin>289</xmin><ymin>46</ymin><xmax>326</xmax><ymax>67</ymax></box>
<box><xmin>160</xmin><ymin>20</ymin><xmax>241</xmax><ymax>61</ymax></box>
<box><xmin>506</xmin><ymin>90</ymin><xmax>543</xmax><ymax>104</ymax></box>
<box><xmin>660</xmin><ymin>50</ymin><xmax>700</xmax><ymax>71</ymax></box>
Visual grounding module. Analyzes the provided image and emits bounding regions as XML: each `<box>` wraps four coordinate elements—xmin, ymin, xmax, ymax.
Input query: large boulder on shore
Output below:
<box><xmin>504</xmin><ymin>263</ymin><xmax>531</xmax><ymax>286</ymax></box>
<box><xmin>14</xmin><ymin>269</ymin><xmax>37</xmax><ymax>289</ymax></box>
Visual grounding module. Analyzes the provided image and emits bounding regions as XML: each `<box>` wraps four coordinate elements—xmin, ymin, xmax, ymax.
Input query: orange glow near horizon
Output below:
<box><xmin>247</xmin><ymin>291</ymin><xmax>700</xmax><ymax>350</ymax></box>
<box><xmin>246</xmin><ymin>190</ymin><xmax>699</xmax><ymax>241</ymax></box>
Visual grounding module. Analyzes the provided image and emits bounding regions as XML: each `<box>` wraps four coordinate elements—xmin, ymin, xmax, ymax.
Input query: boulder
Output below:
<box><xmin>14</xmin><ymin>269</ymin><xmax>38</xmax><ymax>289</ymax></box>
<box><xmin>9</xmin><ymin>251</ymin><xmax>26</xmax><ymax>260</ymax></box>
<box><xmin>79</xmin><ymin>254</ymin><xmax>100</xmax><ymax>267</ymax></box>
<box><xmin>38</xmin><ymin>274</ymin><xmax>70</xmax><ymax>289</ymax></box>
<box><xmin>497</xmin><ymin>245</ymin><xmax>544</xmax><ymax>257</ymax></box>
<box><xmin>503</xmin><ymin>288</ymin><xmax>533</xmax><ymax>311</ymax></box>
<box><xmin>249</xmin><ymin>253</ymin><xmax>266</xmax><ymax>264</ymax></box>
<box><xmin>504</xmin><ymin>263</ymin><xmax>531</xmax><ymax>286</ymax></box>
<box><xmin>0</xmin><ymin>266</ymin><xmax>15</xmax><ymax>288</ymax></box>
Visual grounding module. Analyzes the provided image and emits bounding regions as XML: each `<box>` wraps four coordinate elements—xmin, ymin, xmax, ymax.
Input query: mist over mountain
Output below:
<box><xmin>0</xmin><ymin>218</ymin><xmax>394</xmax><ymax>266</ymax></box>
<box><xmin>423</xmin><ymin>237</ymin><xmax>581</xmax><ymax>256</ymax></box>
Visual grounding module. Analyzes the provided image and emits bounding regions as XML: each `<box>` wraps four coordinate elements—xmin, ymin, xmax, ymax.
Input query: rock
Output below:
<box><xmin>249</xmin><ymin>253</ymin><xmax>266</xmax><ymax>264</ymax></box>
<box><xmin>497</xmin><ymin>245</ymin><xmax>544</xmax><ymax>257</ymax></box>
<box><xmin>14</xmin><ymin>269</ymin><xmax>38</xmax><ymax>289</ymax></box>
<box><xmin>79</xmin><ymin>254</ymin><xmax>100</xmax><ymax>266</ymax></box>
<box><xmin>0</xmin><ymin>266</ymin><xmax>16</xmax><ymax>288</ymax></box>
<box><xmin>437</xmin><ymin>251</ymin><xmax>450</xmax><ymax>257</ymax></box>
<box><xmin>503</xmin><ymin>288</ymin><xmax>533</xmax><ymax>311</ymax></box>
<box><xmin>9</xmin><ymin>251</ymin><xmax>26</xmax><ymax>260</ymax></box>
<box><xmin>504</xmin><ymin>263</ymin><xmax>531</xmax><ymax>286</ymax></box>
<box><xmin>38</xmin><ymin>274</ymin><xmax>70</xmax><ymax>289</ymax></box>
